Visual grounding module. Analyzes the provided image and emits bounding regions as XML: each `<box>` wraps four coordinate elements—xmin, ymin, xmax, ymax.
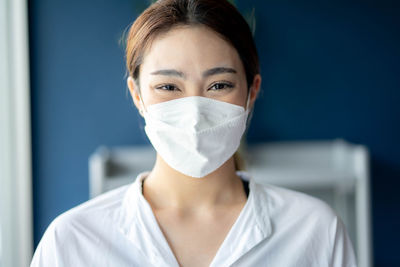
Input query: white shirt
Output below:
<box><xmin>31</xmin><ymin>171</ymin><xmax>357</xmax><ymax>267</ymax></box>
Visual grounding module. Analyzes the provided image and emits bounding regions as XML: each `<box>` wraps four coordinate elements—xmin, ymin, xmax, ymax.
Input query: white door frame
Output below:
<box><xmin>0</xmin><ymin>0</ymin><xmax>33</xmax><ymax>266</ymax></box>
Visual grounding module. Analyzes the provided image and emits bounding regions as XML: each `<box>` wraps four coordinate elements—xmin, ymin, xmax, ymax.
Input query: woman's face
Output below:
<box><xmin>128</xmin><ymin>25</ymin><xmax>261</xmax><ymax>111</ymax></box>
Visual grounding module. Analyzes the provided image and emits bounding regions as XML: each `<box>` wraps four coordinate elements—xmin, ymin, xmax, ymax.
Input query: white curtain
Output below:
<box><xmin>0</xmin><ymin>0</ymin><xmax>33</xmax><ymax>266</ymax></box>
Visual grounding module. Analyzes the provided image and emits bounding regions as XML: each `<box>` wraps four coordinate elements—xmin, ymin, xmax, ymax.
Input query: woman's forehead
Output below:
<box><xmin>140</xmin><ymin>25</ymin><xmax>244</xmax><ymax>74</ymax></box>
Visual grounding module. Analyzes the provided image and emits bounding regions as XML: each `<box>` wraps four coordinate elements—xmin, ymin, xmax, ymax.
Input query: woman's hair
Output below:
<box><xmin>125</xmin><ymin>0</ymin><xmax>260</xmax><ymax>89</ymax></box>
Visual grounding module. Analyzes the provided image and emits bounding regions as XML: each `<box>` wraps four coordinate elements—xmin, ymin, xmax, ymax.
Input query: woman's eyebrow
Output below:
<box><xmin>150</xmin><ymin>69</ymin><xmax>186</xmax><ymax>78</ymax></box>
<box><xmin>202</xmin><ymin>67</ymin><xmax>237</xmax><ymax>77</ymax></box>
<box><xmin>149</xmin><ymin>67</ymin><xmax>237</xmax><ymax>78</ymax></box>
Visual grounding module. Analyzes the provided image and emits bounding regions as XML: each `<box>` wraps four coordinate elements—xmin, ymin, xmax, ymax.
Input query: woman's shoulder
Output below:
<box><xmin>238</xmin><ymin>170</ymin><xmax>335</xmax><ymax>220</ymax></box>
<box><xmin>31</xmin><ymin>183</ymin><xmax>133</xmax><ymax>262</ymax></box>
<box><xmin>31</xmin><ymin>181</ymin><xmax>149</xmax><ymax>266</ymax></box>
<box><xmin>57</xmin><ymin>182</ymin><xmax>131</xmax><ymax>225</ymax></box>
<box><xmin>236</xmin><ymin>173</ymin><xmax>357</xmax><ymax>266</ymax></box>
<box><xmin>250</xmin><ymin>177</ymin><xmax>339</xmax><ymax>226</ymax></box>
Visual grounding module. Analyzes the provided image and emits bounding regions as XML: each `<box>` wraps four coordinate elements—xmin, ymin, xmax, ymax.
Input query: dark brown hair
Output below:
<box><xmin>125</xmin><ymin>0</ymin><xmax>259</xmax><ymax>89</ymax></box>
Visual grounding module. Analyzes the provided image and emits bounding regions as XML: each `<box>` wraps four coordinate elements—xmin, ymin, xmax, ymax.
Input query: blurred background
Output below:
<box><xmin>1</xmin><ymin>0</ymin><xmax>399</xmax><ymax>266</ymax></box>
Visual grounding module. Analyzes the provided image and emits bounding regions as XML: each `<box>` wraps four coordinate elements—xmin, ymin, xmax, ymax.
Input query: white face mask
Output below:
<box><xmin>140</xmin><ymin>93</ymin><xmax>251</xmax><ymax>178</ymax></box>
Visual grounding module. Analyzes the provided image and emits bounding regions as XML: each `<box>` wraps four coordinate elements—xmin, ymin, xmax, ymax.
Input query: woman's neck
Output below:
<box><xmin>142</xmin><ymin>154</ymin><xmax>246</xmax><ymax>212</ymax></box>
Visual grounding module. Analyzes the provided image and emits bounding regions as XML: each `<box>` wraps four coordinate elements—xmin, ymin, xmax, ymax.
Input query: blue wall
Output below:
<box><xmin>29</xmin><ymin>0</ymin><xmax>149</xmax><ymax>245</ymax></box>
<box><xmin>30</xmin><ymin>1</ymin><xmax>400</xmax><ymax>266</ymax></box>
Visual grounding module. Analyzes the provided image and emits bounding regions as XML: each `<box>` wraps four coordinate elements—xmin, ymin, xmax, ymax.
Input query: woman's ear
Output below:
<box><xmin>127</xmin><ymin>77</ymin><xmax>144</xmax><ymax>116</ymax></box>
<box><xmin>249</xmin><ymin>74</ymin><xmax>261</xmax><ymax>109</ymax></box>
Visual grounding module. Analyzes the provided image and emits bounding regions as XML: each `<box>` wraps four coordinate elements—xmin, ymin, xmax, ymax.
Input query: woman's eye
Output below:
<box><xmin>156</xmin><ymin>84</ymin><xmax>178</xmax><ymax>91</ymax></box>
<box><xmin>209</xmin><ymin>82</ymin><xmax>234</xmax><ymax>91</ymax></box>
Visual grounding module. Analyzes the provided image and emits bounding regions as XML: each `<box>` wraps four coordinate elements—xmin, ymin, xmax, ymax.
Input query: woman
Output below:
<box><xmin>31</xmin><ymin>0</ymin><xmax>357</xmax><ymax>266</ymax></box>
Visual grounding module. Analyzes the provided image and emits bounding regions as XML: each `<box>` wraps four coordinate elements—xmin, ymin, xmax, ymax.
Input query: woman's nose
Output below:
<box><xmin>183</xmin><ymin>84</ymin><xmax>206</xmax><ymax>97</ymax></box>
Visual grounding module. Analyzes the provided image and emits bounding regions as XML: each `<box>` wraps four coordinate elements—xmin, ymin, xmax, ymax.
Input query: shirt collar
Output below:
<box><xmin>210</xmin><ymin>171</ymin><xmax>272</xmax><ymax>266</ymax></box>
<box><xmin>117</xmin><ymin>171</ymin><xmax>272</xmax><ymax>266</ymax></box>
<box><xmin>117</xmin><ymin>171</ymin><xmax>177</xmax><ymax>265</ymax></box>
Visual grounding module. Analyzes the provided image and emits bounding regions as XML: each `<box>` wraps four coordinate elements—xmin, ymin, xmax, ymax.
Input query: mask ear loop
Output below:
<box><xmin>134</xmin><ymin>79</ymin><xmax>147</xmax><ymax>115</ymax></box>
<box><xmin>245</xmin><ymin>87</ymin><xmax>252</xmax><ymax>112</ymax></box>
<box><xmin>138</xmin><ymin>93</ymin><xmax>146</xmax><ymax>114</ymax></box>
<box><xmin>245</xmin><ymin>86</ymin><xmax>254</xmax><ymax>130</ymax></box>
